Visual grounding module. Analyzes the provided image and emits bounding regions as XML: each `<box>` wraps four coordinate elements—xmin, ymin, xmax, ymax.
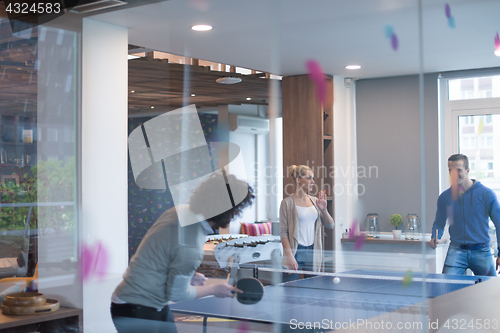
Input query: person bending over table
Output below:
<box><xmin>429</xmin><ymin>154</ymin><xmax>500</xmax><ymax>276</ymax></box>
<box><xmin>110</xmin><ymin>173</ymin><xmax>255</xmax><ymax>333</ymax></box>
<box><xmin>280</xmin><ymin>165</ymin><xmax>334</xmax><ymax>281</ymax></box>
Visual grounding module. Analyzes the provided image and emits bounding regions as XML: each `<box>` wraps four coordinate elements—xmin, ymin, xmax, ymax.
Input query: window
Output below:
<box><xmin>461</xmin><ymin>137</ymin><xmax>469</xmax><ymax>148</ymax></box>
<box><xmin>454</xmin><ymin>112</ymin><xmax>500</xmax><ymax>196</ymax></box>
<box><xmin>480</xmin><ymin>135</ymin><xmax>493</xmax><ymax>148</ymax></box>
<box><xmin>448</xmin><ymin>75</ymin><xmax>500</xmax><ymax>101</ymax></box>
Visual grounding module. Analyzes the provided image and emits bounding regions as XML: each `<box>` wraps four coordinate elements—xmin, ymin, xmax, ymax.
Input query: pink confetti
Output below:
<box><xmin>188</xmin><ymin>0</ymin><xmax>209</xmax><ymax>11</ymax></box>
<box><xmin>305</xmin><ymin>60</ymin><xmax>327</xmax><ymax>106</ymax></box>
<box><xmin>80</xmin><ymin>241</ymin><xmax>109</xmax><ymax>281</ymax></box>
<box><xmin>391</xmin><ymin>34</ymin><xmax>399</xmax><ymax>51</ymax></box>
<box><xmin>94</xmin><ymin>242</ymin><xmax>109</xmax><ymax>278</ymax></box>
<box><xmin>238</xmin><ymin>321</ymin><xmax>249</xmax><ymax>333</ymax></box>
<box><xmin>348</xmin><ymin>219</ymin><xmax>365</xmax><ymax>250</ymax></box>
<box><xmin>354</xmin><ymin>234</ymin><xmax>365</xmax><ymax>251</ymax></box>
<box><xmin>349</xmin><ymin>219</ymin><xmax>357</xmax><ymax>238</ymax></box>
<box><xmin>495</xmin><ymin>32</ymin><xmax>500</xmax><ymax>50</ymax></box>
<box><xmin>445</xmin><ymin>4</ymin><xmax>451</xmax><ymax>19</ymax></box>
<box><xmin>81</xmin><ymin>244</ymin><xmax>93</xmax><ymax>281</ymax></box>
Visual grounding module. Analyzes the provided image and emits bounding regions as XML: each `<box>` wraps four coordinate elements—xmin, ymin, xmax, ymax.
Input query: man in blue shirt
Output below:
<box><xmin>430</xmin><ymin>154</ymin><xmax>500</xmax><ymax>276</ymax></box>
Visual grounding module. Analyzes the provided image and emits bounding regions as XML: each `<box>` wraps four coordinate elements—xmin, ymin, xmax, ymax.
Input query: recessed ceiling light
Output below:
<box><xmin>246</xmin><ymin>97</ymin><xmax>252</xmax><ymax>100</ymax></box>
<box><xmin>216</xmin><ymin>77</ymin><xmax>242</xmax><ymax>84</ymax></box>
<box><xmin>191</xmin><ymin>94</ymin><xmax>196</xmax><ymax>97</ymax></box>
<box><xmin>192</xmin><ymin>25</ymin><xmax>212</xmax><ymax>31</ymax></box>
<box><xmin>345</xmin><ymin>65</ymin><xmax>361</xmax><ymax>70</ymax></box>
<box><xmin>495</xmin><ymin>50</ymin><xmax>500</xmax><ymax>57</ymax></box>
<box><xmin>151</xmin><ymin>106</ymin><xmax>154</xmax><ymax>109</ymax></box>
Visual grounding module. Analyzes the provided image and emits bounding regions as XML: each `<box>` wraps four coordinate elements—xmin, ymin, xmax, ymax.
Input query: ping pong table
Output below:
<box><xmin>170</xmin><ymin>269</ymin><xmax>493</xmax><ymax>332</ymax></box>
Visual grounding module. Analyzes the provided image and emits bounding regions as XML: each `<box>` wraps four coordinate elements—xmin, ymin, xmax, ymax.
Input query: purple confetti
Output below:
<box><xmin>94</xmin><ymin>241</ymin><xmax>109</xmax><ymax>278</ymax></box>
<box><xmin>348</xmin><ymin>219</ymin><xmax>358</xmax><ymax>238</ymax></box>
<box><xmin>305</xmin><ymin>60</ymin><xmax>327</xmax><ymax>106</ymax></box>
<box><xmin>445</xmin><ymin>4</ymin><xmax>451</xmax><ymax>19</ymax></box>
<box><xmin>495</xmin><ymin>32</ymin><xmax>500</xmax><ymax>50</ymax></box>
<box><xmin>80</xmin><ymin>241</ymin><xmax>109</xmax><ymax>281</ymax></box>
<box><xmin>348</xmin><ymin>219</ymin><xmax>365</xmax><ymax>250</ymax></box>
<box><xmin>354</xmin><ymin>235</ymin><xmax>365</xmax><ymax>251</ymax></box>
<box><xmin>81</xmin><ymin>243</ymin><xmax>93</xmax><ymax>281</ymax></box>
<box><xmin>391</xmin><ymin>33</ymin><xmax>399</xmax><ymax>51</ymax></box>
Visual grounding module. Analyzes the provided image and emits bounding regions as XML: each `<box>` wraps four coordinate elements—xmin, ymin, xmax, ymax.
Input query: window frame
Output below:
<box><xmin>438</xmin><ymin>73</ymin><xmax>500</xmax><ymax>193</ymax></box>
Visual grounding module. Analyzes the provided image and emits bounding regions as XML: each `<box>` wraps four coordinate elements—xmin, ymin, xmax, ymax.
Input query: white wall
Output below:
<box><xmin>81</xmin><ymin>19</ymin><xmax>129</xmax><ymax>332</ymax></box>
<box><xmin>356</xmin><ymin>74</ymin><xmax>439</xmax><ymax>232</ymax></box>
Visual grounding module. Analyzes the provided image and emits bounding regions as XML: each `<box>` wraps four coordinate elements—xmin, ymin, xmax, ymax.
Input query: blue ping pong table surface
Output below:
<box><xmin>170</xmin><ymin>270</ymin><xmax>492</xmax><ymax>327</ymax></box>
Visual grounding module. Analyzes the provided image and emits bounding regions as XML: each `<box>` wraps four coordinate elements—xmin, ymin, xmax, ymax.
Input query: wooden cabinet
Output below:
<box><xmin>0</xmin><ymin>307</ymin><xmax>82</xmax><ymax>332</ymax></box>
<box><xmin>282</xmin><ymin>74</ymin><xmax>335</xmax><ymax>255</ymax></box>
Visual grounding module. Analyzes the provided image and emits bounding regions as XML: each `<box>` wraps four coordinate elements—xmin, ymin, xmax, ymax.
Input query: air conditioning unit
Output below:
<box><xmin>229</xmin><ymin>115</ymin><xmax>269</xmax><ymax>135</ymax></box>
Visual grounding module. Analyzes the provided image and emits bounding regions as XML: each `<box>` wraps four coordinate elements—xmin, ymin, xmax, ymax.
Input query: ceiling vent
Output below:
<box><xmin>216</xmin><ymin>77</ymin><xmax>242</xmax><ymax>84</ymax></box>
<box><xmin>70</xmin><ymin>0</ymin><xmax>127</xmax><ymax>14</ymax></box>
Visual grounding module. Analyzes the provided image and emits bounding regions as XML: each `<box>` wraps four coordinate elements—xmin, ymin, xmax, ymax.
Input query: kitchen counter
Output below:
<box><xmin>337</xmin><ymin>232</ymin><xmax>449</xmax><ymax>273</ymax></box>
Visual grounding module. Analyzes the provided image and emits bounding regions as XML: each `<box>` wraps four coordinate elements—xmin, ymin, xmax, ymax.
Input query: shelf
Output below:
<box><xmin>0</xmin><ymin>163</ymin><xmax>31</xmax><ymax>167</ymax></box>
<box><xmin>0</xmin><ymin>142</ymin><xmax>34</xmax><ymax>146</ymax></box>
<box><xmin>323</xmin><ymin>135</ymin><xmax>333</xmax><ymax>140</ymax></box>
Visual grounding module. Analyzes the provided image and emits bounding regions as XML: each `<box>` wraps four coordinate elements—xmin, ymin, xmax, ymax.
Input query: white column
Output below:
<box><xmin>82</xmin><ymin>19</ymin><xmax>128</xmax><ymax>332</ymax></box>
<box><xmin>333</xmin><ymin>76</ymin><xmax>358</xmax><ymax>272</ymax></box>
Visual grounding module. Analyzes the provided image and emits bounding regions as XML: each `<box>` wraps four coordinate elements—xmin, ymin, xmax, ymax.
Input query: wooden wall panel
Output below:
<box><xmin>282</xmin><ymin>74</ymin><xmax>335</xmax><ymax>255</ymax></box>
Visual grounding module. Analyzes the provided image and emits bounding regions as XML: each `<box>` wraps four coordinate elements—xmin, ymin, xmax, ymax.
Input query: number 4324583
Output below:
<box><xmin>6</xmin><ymin>2</ymin><xmax>61</xmax><ymax>14</ymax></box>
<box><xmin>443</xmin><ymin>318</ymin><xmax>498</xmax><ymax>330</ymax></box>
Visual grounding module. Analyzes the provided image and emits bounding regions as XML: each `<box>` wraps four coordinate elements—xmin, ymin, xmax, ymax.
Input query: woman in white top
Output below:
<box><xmin>279</xmin><ymin>165</ymin><xmax>334</xmax><ymax>280</ymax></box>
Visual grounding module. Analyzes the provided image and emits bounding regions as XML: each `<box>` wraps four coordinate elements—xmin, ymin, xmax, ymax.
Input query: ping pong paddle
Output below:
<box><xmin>235</xmin><ymin>278</ymin><xmax>264</xmax><ymax>304</ymax></box>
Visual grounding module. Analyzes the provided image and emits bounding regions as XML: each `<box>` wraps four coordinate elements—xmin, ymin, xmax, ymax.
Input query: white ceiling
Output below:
<box><xmin>90</xmin><ymin>0</ymin><xmax>500</xmax><ymax>79</ymax></box>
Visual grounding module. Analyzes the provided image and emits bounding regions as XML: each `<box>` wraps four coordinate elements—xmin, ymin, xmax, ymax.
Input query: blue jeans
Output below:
<box><xmin>283</xmin><ymin>244</ymin><xmax>314</xmax><ymax>282</ymax></box>
<box><xmin>442</xmin><ymin>244</ymin><xmax>497</xmax><ymax>276</ymax></box>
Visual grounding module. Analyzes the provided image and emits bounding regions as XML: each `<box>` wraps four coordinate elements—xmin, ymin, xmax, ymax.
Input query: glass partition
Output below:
<box><xmin>2</xmin><ymin>1</ymin><xmax>499</xmax><ymax>332</ymax></box>
<box><xmin>0</xmin><ymin>18</ymin><xmax>79</xmax><ymax>332</ymax></box>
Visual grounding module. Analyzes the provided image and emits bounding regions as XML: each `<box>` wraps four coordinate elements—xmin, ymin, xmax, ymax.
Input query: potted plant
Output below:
<box><xmin>390</xmin><ymin>214</ymin><xmax>403</xmax><ymax>239</ymax></box>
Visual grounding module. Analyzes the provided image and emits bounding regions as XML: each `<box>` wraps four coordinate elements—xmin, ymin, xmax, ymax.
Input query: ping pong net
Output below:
<box><xmin>253</xmin><ymin>267</ymin><xmax>478</xmax><ymax>299</ymax></box>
